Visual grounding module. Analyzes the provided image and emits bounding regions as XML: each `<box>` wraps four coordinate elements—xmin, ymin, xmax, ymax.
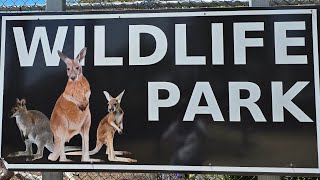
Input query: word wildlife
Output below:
<box><xmin>12</xmin><ymin>21</ymin><xmax>314</xmax><ymax>122</ymax></box>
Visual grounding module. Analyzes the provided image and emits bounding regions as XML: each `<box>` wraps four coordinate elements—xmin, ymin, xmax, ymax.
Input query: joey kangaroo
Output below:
<box><xmin>92</xmin><ymin>90</ymin><xmax>136</xmax><ymax>162</ymax></box>
<box><xmin>49</xmin><ymin>47</ymin><xmax>98</xmax><ymax>162</ymax></box>
<box><xmin>8</xmin><ymin>98</ymin><xmax>54</xmax><ymax>161</ymax></box>
<box><xmin>66</xmin><ymin>91</ymin><xmax>137</xmax><ymax>163</ymax></box>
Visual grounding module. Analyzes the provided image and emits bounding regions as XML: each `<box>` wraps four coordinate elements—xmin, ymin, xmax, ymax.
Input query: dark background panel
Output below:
<box><xmin>0</xmin><ymin>10</ymin><xmax>318</xmax><ymax>168</ymax></box>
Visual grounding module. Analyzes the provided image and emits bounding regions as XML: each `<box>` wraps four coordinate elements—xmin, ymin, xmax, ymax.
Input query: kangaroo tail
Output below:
<box><xmin>64</xmin><ymin>151</ymin><xmax>82</xmax><ymax>156</ymax></box>
<box><xmin>89</xmin><ymin>142</ymin><xmax>103</xmax><ymax>156</ymax></box>
<box><xmin>47</xmin><ymin>141</ymin><xmax>81</xmax><ymax>153</ymax></box>
<box><xmin>48</xmin><ymin>145</ymin><xmax>82</xmax><ymax>155</ymax></box>
<box><xmin>64</xmin><ymin>141</ymin><xmax>103</xmax><ymax>156</ymax></box>
<box><xmin>65</xmin><ymin>146</ymin><xmax>81</xmax><ymax>152</ymax></box>
<box><xmin>46</xmin><ymin>141</ymin><xmax>54</xmax><ymax>152</ymax></box>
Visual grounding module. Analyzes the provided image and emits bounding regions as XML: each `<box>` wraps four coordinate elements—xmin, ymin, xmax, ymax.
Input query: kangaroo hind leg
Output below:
<box><xmin>27</xmin><ymin>141</ymin><xmax>45</xmax><ymax>161</ymax></box>
<box><xmin>105</xmin><ymin>148</ymin><xmax>131</xmax><ymax>156</ymax></box>
<box><xmin>80</xmin><ymin>125</ymin><xmax>102</xmax><ymax>162</ymax></box>
<box><xmin>48</xmin><ymin>135</ymin><xmax>71</xmax><ymax>162</ymax></box>
<box><xmin>8</xmin><ymin>139</ymin><xmax>33</xmax><ymax>157</ymax></box>
<box><xmin>104</xmin><ymin>138</ymin><xmax>130</xmax><ymax>155</ymax></box>
<box><xmin>106</xmin><ymin>137</ymin><xmax>137</xmax><ymax>163</ymax></box>
<box><xmin>88</xmin><ymin>138</ymin><xmax>103</xmax><ymax>156</ymax></box>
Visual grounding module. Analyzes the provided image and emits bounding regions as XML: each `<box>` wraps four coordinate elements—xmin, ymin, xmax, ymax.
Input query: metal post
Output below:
<box><xmin>42</xmin><ymin>172</ymin><xmax>64</xmax><ymax>180</ymax></box>
<box><xmin>42</xmin><ymin>0</ymin><xmax>66</xmax><ymax>180</ymax></box>
<box><xmin>46</xmin><ymin>0</ymin><xmax>66</xmax><ymax>11</ymax></box>
<box><xmin>258</xmin><ymin>175</ymin><xmax>280</xmax><ymax>180</ymax></box>
<box><xmin>249</xmin><ymin>0</ymin><xmax>270</xmax><ymax>7</ymax></box>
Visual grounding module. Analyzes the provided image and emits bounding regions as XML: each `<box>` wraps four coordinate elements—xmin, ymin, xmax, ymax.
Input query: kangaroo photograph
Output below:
<box><xmin>94</xmin><ymin>90</ymin><xmax>137</xmax><ymax>163</ymax></box>
<box><xmin>8</xmin><ymin>98</ymin><xmax>54</xmax><ymax>161</ymax></box>
<box><xmin>48</xmin><ymin>47</ymin><xmax>99</xmax><ymax>162</ymax></box>
<box><xmin>8</xmin><ymin>98</ymin><xmax>80</xmax><ymax>162</ymax></box>
<box><xmin>67</xmin><ymin>90</ymin><xmax>137</xmax><ymax>163</ymax></box>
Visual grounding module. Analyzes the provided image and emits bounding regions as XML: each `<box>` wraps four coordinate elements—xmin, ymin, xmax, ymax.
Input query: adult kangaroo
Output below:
<box><xmin>48</xmin><ymin>47</ymin><xmax>98</xmax><ymax>162</ymax></box>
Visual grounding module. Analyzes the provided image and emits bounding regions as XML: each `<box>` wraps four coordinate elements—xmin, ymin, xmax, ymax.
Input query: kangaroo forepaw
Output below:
<box><xmin>118</xmin><ymin>129</ymin><xmax>123</xmax><ymax>135</ymax></box>
<box><xmin>78</xmin><ymin>104</ymin><xmax>88</xmax><ymax>111</ymax></box>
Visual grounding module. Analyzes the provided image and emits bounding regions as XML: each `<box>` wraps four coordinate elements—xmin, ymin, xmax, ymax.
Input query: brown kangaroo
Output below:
<box><xmin>98</xmin><ymin>90</ymin><xmax>137</xmax><ymax>162</ymax></box>
<box><xmin>66</xmin><ymin>90</ymin><xmax>137</xmax><ymax>163</ymax></box>
<box><xmin>48</xmin><ymin>47</ymin><xmax>98</xmax><ymax>162</ymax></box>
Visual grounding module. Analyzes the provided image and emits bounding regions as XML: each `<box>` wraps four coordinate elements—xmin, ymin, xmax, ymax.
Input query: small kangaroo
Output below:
<box><xmin>66</xmin><ymin>90</ymin><xmax>137</xmax><ymax>163</ymax></box>
<box><xmin>49</xmin><ymin>47</ymin><xmax>98</xmax><ymax>162</ymax></box>
<box><xmin>8</xmin><ymin>98</ymin><xmax>54</xmax><ymax>161</ymax></box>
<box><xmin>92</xmin><ymin>90</ymin><xmax>137</xmax><ymax>163</ymax></box>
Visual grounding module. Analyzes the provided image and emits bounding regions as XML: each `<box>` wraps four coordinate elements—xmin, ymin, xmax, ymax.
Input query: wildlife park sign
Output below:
<box><xmin>0</xmin><ymin>7</ymin><xmax>320</xmax><ymax>175</ymax></box>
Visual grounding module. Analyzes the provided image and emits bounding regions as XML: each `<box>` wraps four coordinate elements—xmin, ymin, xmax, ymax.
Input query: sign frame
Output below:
<box><xmin>0</xmin><ymin>7</ymin><xmax>319</xmax><ymax>174</ymax></box>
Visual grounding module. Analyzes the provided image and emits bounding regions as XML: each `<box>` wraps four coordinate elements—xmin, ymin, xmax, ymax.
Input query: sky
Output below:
<box><xmin>3</xmin><ymin>0</ymin><xmax>50</xmax><ymax>6</ymax></box>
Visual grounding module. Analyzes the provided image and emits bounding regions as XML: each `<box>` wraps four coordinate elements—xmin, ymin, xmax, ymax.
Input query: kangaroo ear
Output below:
<box><xmin>116</xmin><ymin>90</ymin><xmax>125</xmax><ymax>103</ymax></box>
<box><xmin>103</xmin><ymin>91</ymin><xmax>113</xmax><ymax>102</ymax></box>
<box><xmin>20</xmin><ymin>99</ymin><xmax>26</xmax><ymax>106</ymax></box>
<box><xmin>16</xmin><ymin>98</ymin><xmax>21</xmax><ymax>105</ymax></box>
<box><xmin>58</xmin><ymin>50</ymin><xmax>69</xmax><ymax>63</ymax></box>
<box><xmin>76</xmin><ymin>47</ymin><xmax>87</xmax><ymax>63</ymax></box>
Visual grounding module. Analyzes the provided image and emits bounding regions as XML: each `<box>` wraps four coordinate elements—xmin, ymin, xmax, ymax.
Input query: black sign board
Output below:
<box><xmin>0</xmin><ymin>7</ymin><xmax>320</xmax><ymax>175</ymax></box>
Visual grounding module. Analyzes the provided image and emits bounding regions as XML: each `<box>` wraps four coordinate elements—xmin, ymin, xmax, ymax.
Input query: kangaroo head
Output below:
<box><xmin>103</xmin><ymin>90</ymin><xmax>125</xmax><ymax>113</ymax></box>
<box><xmin>58</xmin><ymin>47</ymin><xmax>87</xmax><ymax>82</ymax></box>
<box><xmin>11</xmin><ymin>98</ymin><xmax>27</xmax><ymax>118</ymax></box>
